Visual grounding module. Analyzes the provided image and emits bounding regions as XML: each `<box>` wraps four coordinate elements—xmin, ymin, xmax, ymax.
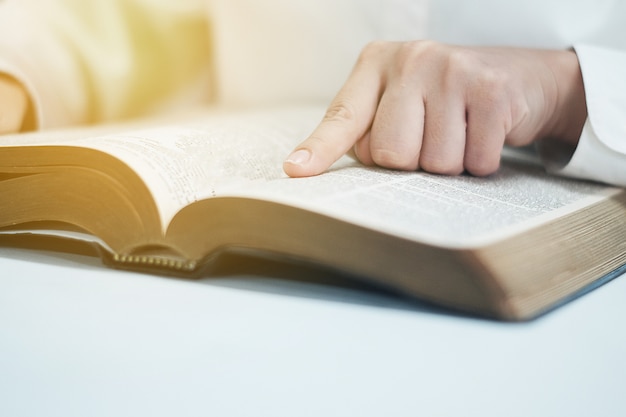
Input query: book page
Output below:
<box><xmin>0</xmin><ymin>106</ymin><xmax>324</xmax><ymax>231</ymax></box>
<box><xmin>222</xmin><ymin>148</ymin><xmax>616</xmax><ymax>247</ymax></box>
<box><xmin>68</xmin><ymin>106</ymin><xmax>325</xmax><ymax>230</ymax></box>
<box><xmin>1</xmin><ymin>106</ymin><xmax>617</xmax><ymax>245</ymax></box>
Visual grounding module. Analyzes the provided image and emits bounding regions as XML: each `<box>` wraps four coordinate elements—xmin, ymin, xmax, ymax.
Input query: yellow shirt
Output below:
<box><xmin>0</xmin><ymin>0</ymin><xmax>428</xmax><ymax>128</ymax></box>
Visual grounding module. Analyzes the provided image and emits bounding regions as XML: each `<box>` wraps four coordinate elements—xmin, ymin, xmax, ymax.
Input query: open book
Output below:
<box><xmin>1</xmin><ymin>105</ymin><xmax>624</xmax><ymax>320</ymax></box>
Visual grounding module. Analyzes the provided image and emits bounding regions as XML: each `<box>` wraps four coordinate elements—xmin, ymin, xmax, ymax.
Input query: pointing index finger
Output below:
<box><xmin>283</xmin><ymin>50</ymin><xmax>384</xmax><ymax>177</ymax></box>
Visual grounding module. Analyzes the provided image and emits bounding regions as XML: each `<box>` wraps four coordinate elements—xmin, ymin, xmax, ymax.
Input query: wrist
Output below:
<box><xmin>544</xmin><ymin>49</ymin><xmax>587</xmax><ymax>147</ymax></box>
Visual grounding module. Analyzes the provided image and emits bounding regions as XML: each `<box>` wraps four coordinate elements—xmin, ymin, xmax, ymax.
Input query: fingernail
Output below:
<box><xmin>285</xmin><ymin>149</ymin><xmax>311</xmax><ymax>166</ymax></box>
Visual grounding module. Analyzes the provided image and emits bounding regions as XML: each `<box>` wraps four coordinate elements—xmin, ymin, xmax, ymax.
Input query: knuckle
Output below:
<box><xmin>393</xmin><ymin>40</ymin><xmax>440</xmax><ymax>78</ymax></box>
<box><xmin>465</xmin><ymin>158</ymin><xmax>500</xmax><ymax>177</ymax></box>
<box><xmin>445</xmin><ymin>48</ymin><xmax>475</xmax><ymax>72</ymax></box>
<box><xmin>419</xmin><ymin>155</ymin><xmax>464</xmax><ymax>176</ymax></box>
<box><xmin>371</xmin><ymin>147</ymin><xmax>418</xmax><ymax>171</ymax></box>
<box><xmin>357</xmin><ymin>41</ymin><xmax>389</xmax><ymax>66</ymax></box>
<box><xmin>323</xmin><ymin>100</ymin><xmax>358</xmax><ymax>125</ymax></box>
<box><xmin>468</xmin><ymin>71</ymin><xmax>514</xmax><ymax>120</ymax></box>
<box><xmin>443</xmin><ymin>50</ymin><xmax>511</xmax><ymax>97</ymax></box>
<box><xmin>399</xmin><ymin>39</ymin><xmax>441</xmax><ymax>58</ymax></box>
<box><xmin>441</xmin><ymin>48</ymin><xmax>481</xmax><ymax>87</ymax></box>
<box><xmin>474</xmin><ymin>69</ymin><xmax>512</xmax><ymax>103</ymax></box>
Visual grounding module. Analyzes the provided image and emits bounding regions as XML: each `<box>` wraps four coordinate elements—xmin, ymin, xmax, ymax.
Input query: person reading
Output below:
<box><xmin>0</xmin><ymin>0</ymin><xmax>625</xmax><ymax>319</ymax></box>
<box><xmin>0</xmin><ymin>0</ymin><xmax>624</xmax><ymax>187</ymax></box>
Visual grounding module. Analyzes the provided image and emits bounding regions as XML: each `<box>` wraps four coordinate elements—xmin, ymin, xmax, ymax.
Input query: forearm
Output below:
<box><xmin>540</xmin><ymin>49</ymin><xmax>587</xmax><ymax>147</ymax></box>
<box><xmin>0</xmin><ymin>0</ymin><xmax>212</xmax><ymax>130</ymax></box>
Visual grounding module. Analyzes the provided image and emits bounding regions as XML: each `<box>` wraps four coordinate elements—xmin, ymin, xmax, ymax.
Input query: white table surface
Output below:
<box><xmin>1</xmin><ymin>246</ymin><xmax>625</xmax><ymax>417</ymax></box>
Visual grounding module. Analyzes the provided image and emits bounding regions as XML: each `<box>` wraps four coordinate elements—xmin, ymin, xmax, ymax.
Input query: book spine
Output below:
<box><xmin>112</xmin><ymin>253</ymin><xmax>197</xmax><ymax>272</ymax></box>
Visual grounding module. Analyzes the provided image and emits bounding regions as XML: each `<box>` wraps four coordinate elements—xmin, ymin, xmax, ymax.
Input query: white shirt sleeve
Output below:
<box><xmin>544</xmin><ymin>44</ymin><xmax>626</xmax><ymax>187</ymax></box>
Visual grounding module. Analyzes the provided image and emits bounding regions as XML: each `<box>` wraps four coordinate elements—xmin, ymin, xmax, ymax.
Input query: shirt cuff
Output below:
<box><xmin>540</xmin><ymin>44</ymin><xmax>626</xmax><ymax>187</ymax></box>
<box><xmin>543</xmin><ymin>119</ymin><xmax>626</xmax><ymax>187</ymax></box>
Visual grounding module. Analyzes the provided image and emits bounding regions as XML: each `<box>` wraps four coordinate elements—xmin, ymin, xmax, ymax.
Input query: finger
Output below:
<box><xmin>464</xmin><ymin>99</ymin><xmax>507</xmax><ymax>176</ymax></box>
<box><xmin>368</xmin><ymin>86</ymin><xmax>425</xmax><ymax>171</ymax></box>
<box><xmin>283</xmin><ymin>54</ymin><xmax>384</xmax><ymax>177</ymax></box>
<box><xmin>418</xmin><ymin>94</ymin><xmax>467</xmax><ymax>175</ymax></box>
<box><xmin>353</xmin><ymin>131</ymin><xmax>375</xmax><ymax>166</ymax></box>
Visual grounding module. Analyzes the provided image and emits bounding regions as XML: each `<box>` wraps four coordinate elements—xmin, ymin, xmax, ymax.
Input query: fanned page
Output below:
<box><xmin>2</xmin><ymin>105</ymin><xmax>617</xmax><ymax>247</ymax></box>
<box><xmin>68</xmin><ymin>106</ymin><xmax>327</xmax><ymax>231</ymax></box>
<box><xmin>79</xmin><ymin>105</ymin><xmax>617</xmax><ymax>247</ymax></box>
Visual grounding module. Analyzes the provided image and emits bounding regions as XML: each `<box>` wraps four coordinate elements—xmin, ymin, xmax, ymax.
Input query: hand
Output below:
<box><xmin>284</xmin><ymin>41</ymin><xmax>587</xmax><ymax>177</ymax></box>
<box><xmin>0</xmin><ymin>73</ymin><xmax>31</xmax><ymax>134</ymax></box>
